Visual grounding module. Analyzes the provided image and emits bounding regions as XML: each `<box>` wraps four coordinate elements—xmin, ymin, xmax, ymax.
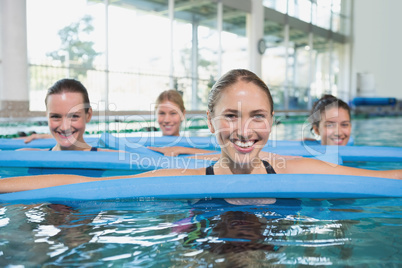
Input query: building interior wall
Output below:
<box><xmin>352</xmin><ymin>0</ymin><xmax>402</xmax><ymax>99</ymax></box>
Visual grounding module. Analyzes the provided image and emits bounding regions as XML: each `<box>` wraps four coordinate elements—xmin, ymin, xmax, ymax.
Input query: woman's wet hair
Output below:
<box><xmin>208</xmin><ymin>69</ymin><xmax>274</xmax><ymax>115</ymax></box>
<box><xmin>155</xmin><ymin>89</ymin><xmax>185</xmax><ymax>112</ymax></box>
<box><xmin>45</xmin><ymin>79</ymin><xmax>91</xmax><ymax>113</ymax></box>
<box><xmin>309</xmin><ymin>94</ymin><xmax>351</xmax><ymax>129</ymax></box>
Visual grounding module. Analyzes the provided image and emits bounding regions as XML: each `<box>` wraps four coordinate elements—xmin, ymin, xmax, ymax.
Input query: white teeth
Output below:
<box><xmin>234</xmin><ymin>140</ymin><xmax>254</xmax><ymax>148</ymax></box>
<box><xmin>59</xmin><ymin>132</ymin><xmax>73</xmax><ymax>137</ymax></box>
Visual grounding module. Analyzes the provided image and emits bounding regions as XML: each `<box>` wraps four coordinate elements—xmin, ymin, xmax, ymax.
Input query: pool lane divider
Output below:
<box><xmin>1</xmin><ymin>174</ymin><xmax>401</xmax><ymax>204</ymax></box>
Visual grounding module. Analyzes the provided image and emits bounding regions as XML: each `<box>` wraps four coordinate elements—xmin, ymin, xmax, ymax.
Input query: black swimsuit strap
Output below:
<box><xmin>205</xmin><ymin>160</ymin><xmax>276</xmax><ymax>175</ymax></box>
<box><xmin>206</xmin><ymin>165</ymin><xmax>215</xmax><ymax>175</ymax></box>
<box><xmin>262</xmin><ymin>160</ymin><xmax>276</xmax><ymax>174</ymax></box>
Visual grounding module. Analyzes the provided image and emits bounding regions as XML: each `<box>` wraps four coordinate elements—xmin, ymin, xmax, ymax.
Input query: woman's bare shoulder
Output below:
<box><xmin>16</xmin><ymin>148</ymin><xmax>47</xmax><ymax>151</ymax></box>
<box><xmin>270</xmin><ymin>155</ymin><xmax>318</xmax><ymax>174</ymax></box>
<box><xmin>136</xmin><ymin>167</ymin><xmax>206</xmax><ymax>178</ymax></box>
<box><xmin>260</xmin><ymin>151</ymin><xmax>301</xmax><ymax>160</ymax></box>
<box><xmin>97</xmin><ymin>148</ymin><xmax>122</xmax><ymax>152</ymax></box>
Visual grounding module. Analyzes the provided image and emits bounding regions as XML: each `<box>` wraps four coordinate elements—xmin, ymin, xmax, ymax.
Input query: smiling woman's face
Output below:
<box><xmin>156</xmin><ymin>100</ymin><xmax>184</xmax><ymax>136</ymax></box>
<box><xmin>208</xmin><ymin>80</ymin><xmax>273</xmax><ymax>165</ymax></box>
<box><xmin>314</xmin><ymin>107</ymin><xmax>351</xmax><ymax>146</ymax></box>
<box><xmin>46</xmin><ymin>91</ymin><xmax>92</xmax><ymax>150</ymax></box>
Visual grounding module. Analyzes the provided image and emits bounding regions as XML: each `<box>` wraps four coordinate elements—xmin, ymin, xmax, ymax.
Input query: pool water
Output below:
<box><xmin>1</xmin><ymin>198</ymin><xmax>401</xmax><ymax>267</ymax></box>
<box><xmin>0</xmin><ymin>116</ymin><xmax>401</xmax><ymax>266</ymax></box>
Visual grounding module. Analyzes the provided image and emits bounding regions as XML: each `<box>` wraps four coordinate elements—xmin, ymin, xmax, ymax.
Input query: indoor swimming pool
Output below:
<box><xmin>0</xmin><ymin>116</ymin><xmax>401</xmax><ymax>267</ymax></box>
<box><xmin>1</xmin><ymin>198</ymin><xmax>401</xmax><ymax>267</ymax></box>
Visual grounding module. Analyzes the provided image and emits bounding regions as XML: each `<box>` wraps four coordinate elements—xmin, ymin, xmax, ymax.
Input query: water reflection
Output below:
<box><xmin>172</xmin><ymin>198</ymin><xmax>380</xmax><ymax>266</ymax></box>
<box><xmin>172</xmin><ymin>198</ymin><xmax>303</xmax><ymax>266</ymax></box>
<box><xmin>0</xmin><ymin>198</ymin><xmax>401</xmax><ymax>266</ymax></box>
<box><xmin>0</xmin><ymin>203</ymin><xmax>96</xmax><ymax>266</ymax></box>
<box><xmin>201</xmin><ymin>211</ymin><xmax>281</xmax><ymax>267</ymax></box>
<box><xmin>44</xmin><ymin>204</ymin><xmax>94</xmax><ymax>248</ymax></box>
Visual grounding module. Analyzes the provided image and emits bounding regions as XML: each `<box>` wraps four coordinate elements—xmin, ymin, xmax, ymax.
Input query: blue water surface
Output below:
<box><xmin>1</xmin><ymin>197</ymin><xmax>401</xmax><ymax>267</ymax></box>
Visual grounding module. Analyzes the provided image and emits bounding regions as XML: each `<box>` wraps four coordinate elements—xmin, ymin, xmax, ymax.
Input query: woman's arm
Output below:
<box><xmin>276</xmin><ymin>157</ymin><xmax>402</xmax><ymax>180</ymax></box>
<box><xmin>148</xmin><ymin>146</ymin><xmax>216</xmax><ymax>157</ymax></box>
<box><xmin>187</xmin><ymin>151</ymin><xmax>301</xmax><ymax>161</ymax></box>
<box><xmin>0</xmin><ymin>168</ymin><xmax>205</xmax><ymax>193</ymax></box>
<box><xmin>23</xmin><ymin>133</ymin><xmax>53</xmax><ymax>143</ymax></box>
<box><xmin>16</xmin><ymin>148</ymin><xmax>46</xmax><ymax>151</ymax></box>
<box><xmin>0</xmin><ymin>174</ymin><xmax>93</xmax><ymax>193</ymax></box>
<box><xmin>97</xmin><ymin>148</ymin><xmax>124</xmax><ymax>152</ymax></box>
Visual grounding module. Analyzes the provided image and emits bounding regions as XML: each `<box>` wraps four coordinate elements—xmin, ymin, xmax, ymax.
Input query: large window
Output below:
<box><xmin>262</xmin><ymin>0</ymin><xmax>349</xmax><ymax>109</ymax></box>
<box><xmin>27</xmin><ymin>0</ymin><xmax>104</xmax><ymax>111</ymax></box>
<box><xmin>313</xmin><ymin>0</ymin><xmax>332</xmax><ymax>30</ymax></box>
<box><xmin>263</xmin><ymin>0</ymin><xmax>287</xmax><ymax>14</ymax></box>
<box><xmin>107</xmin><ymin>2</ymin><xmax>171</xmax><ymax>111</ymax></box>
<box><xmin>288</xmin><ymin>0</ymin><xmax>312</xmax><ymax>23</ymax></box>
<box><xmin>27</xmin><ymin>0</ymin><xmax>350</xmax><ymax>112</ymax></box>
<box><xmin>221</xmin><ymin>7</ymin><xmax>248</xmax><ymax>73</ymax></box>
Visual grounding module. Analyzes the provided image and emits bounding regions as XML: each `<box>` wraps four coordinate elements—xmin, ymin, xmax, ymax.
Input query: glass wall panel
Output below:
<box><xmin>312</xmin><ymin>0</ymin><xmax>331</xmax><ymax>29</ymax></box>
<box><xmin>312</xmin><ymin>37</ymin><xmax>331</xmax><ymax>98</ymax></box>
<box><xmin>197</xmin><ymin>21</ymin><xmax>219</xmax><ymax>110</ymax></box>
<box><xmin>107</xmin><ymin>1</ymin><xmax>170</xmax><ymax>111</ymax></box>
<box><xmin>221</xmin><ymin>7</ymin><xmax>248</xmax><ymax>74</ymax></box>
<box><xmin>333</xmin><ymin>42</ymin><xmax>348</xmax><ymax>100</ymax></box>
<box><xmin>292</xmin><ymin>46</ymin><xmax>311</xmax><ymax>109</ymax></box>
<box><xmin>173</xmin><ymin>1</ymin><xmax>219</xmax><ymax>110</ymax></box>
<box><xmin>312</xmin><ymin>40</ymin><xmax>342</xmax><ymax>99</ymax></box>
<box><xmin>288</xmin><ymin>28</ymin><xmax>309</xmax><ymax>109</ymax></box>
<box><xmin>288</xmin><ymin>0</ymin><xmax>312</xmax><ymax>23</ymax></box>
<box><xmin>262</xmin><ymin>22</ymin><xmax>285</xmax><ymax>109</ymax></box>
<box><xmin>263</xmin><ymin>0</ymin><xmax>287</xmax><ymax>14</ymax></box>
<box><xmin>330</xmin><ymin>42</ymin><xmax>342</xmax><ymax>96</ymax></box>
<box><xmin>172</xmin><ymin>14</ymin><xmax>193</xmax><ymax>110</ymax></box>
<box><xmin>27</xmin><ymin>0</ymin><xmax>105</xmax><ymax>111</ymax></box>
<box><xmin>262</xmin><ymin>24</ymin><xmax>315</xmax><ymax>110</ymax></box>
<box><xmin>331</xmin><ymin>12</ymin><xmax>341</xmax><ymax>33</ymax></box>
<box><xmin>335</xmin><ymin>0</ymin><xmax>351</xmax><ymax>35</ymax></box>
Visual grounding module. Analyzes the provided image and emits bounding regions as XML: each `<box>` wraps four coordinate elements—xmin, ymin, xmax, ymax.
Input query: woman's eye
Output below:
<box><xmin>63</xmin><ymin>114</ymin><xmax>80</xmax><ymax>121</ymax></box>
<box><xmin>224</xmin><ymin>114</ymin><xmax>237</xmax><ymax>120</ymax></box>
<box><xmin>341</xmin><ymin>123</ymin><xmax>350</xmax><ymax>128</ymax></box>
<box><xmin>325</xmin><ymin>123</ymin><xmax>336</xmax><ymax>128</ymax></box>
<box><xmin>253</xmin><ymin>114</ymin><xmax>266</xmax><ymax>120</ymax></box>
<box><xmin>50</xmin><ymin>115</ymin><xmax>61</xmax><ymax>119</ymax></box>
